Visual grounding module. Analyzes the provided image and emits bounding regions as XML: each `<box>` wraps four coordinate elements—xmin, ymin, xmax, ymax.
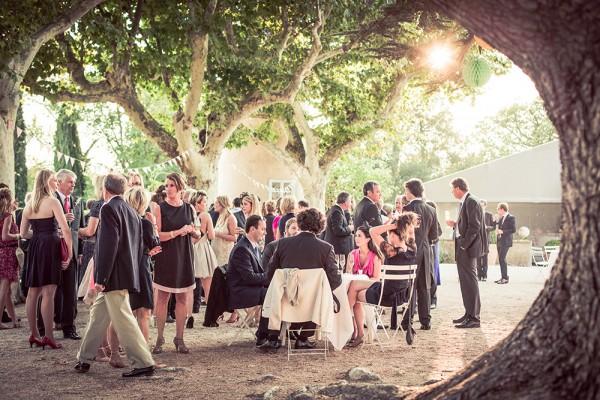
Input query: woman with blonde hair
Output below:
<box><xmin>275</xmin><ymin>195</ymin><xmax>296</xmax><ymax>240</ymax></box>
<box><xmin>124</xmin><ymin>187</ymin><xmax>161</xmax><ymax>342</ymax></box>
<box><xmin>233</xmin><ymin>193</ymin><xmax>261</xmax><ymax>235</ymax></box>
<box><xmin>20</xmin><ymin>169</ymin><xmax>73</xmax><ymax>349</ymax></box>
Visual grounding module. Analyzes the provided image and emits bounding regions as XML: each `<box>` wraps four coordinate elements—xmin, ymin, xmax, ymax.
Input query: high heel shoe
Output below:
<box><xmin>186</xmin><ymin>316</ymin><xmax>194</xmax><ymax>329</ymax></box>
<box><xmin>152</xmin><ymin>336</ymin><xmax>165</xmax><ymax>354</ymax></box>
<box><xmin>173</xmin><ymin>337</ymin><xmax>189</xmax><ymax>354</ymax></box>
<box><xmin>41</xmin><ymin>336</ymin><xmax>63</xmax><ymax>350</ymax></box>
<box><xmin>28</xmin><ymin>335</ymin><xmax>43</xmax><ymax>348</ymax></box>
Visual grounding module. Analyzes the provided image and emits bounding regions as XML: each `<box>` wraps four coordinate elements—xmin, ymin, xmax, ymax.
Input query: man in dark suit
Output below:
<box><xmin>402</xmin><ymin>179</ymin><xmax>442</xmax><ymax>330</ymax></box>
<box><xmin>53</xmin><ymin>169</ymin><xmax>84</xmax><ymax>340</ymax></box>
<box><xmin>324</xmin><ymin>192</ymin><xmax>354</xmax><ymax>269</ymax></box>
<box><xmin>227</xmin><ymin>215</ymin><xmax>270</xmax><ymax>344</ymax></box>
<box><xmin>265</xmin><ymin>208</ymin><xmax>342</xmax><ymax>350</ymax></box>
<box><xmin>495</xmin><ymin>202</ymin><xmax>516</xmax><ymax>284</ymax></box>
<box><xmin>75</xmin><ymin>173</ymin><xmax>155</xmax><ymax>377</ymax></box>
<box><xmin>353</xmin><ymin>181</ymin><xmax>383</xmax><ymax>231</ymax></box>
<box><xmin>446</xmin><ymin>177</ymin><xmax>486</xmax><ymax>329</ymax></box>
<box><xmin>477</xmin><ymin>199</ymin><xmax>495</xmax><ymax>281</ymax></box>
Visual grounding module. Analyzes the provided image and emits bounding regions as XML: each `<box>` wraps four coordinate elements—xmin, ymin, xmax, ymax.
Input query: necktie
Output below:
<box><xmin>64</xmin><ymin>196</ymin><xmax>71</xmax><ymax>213</ymax></box>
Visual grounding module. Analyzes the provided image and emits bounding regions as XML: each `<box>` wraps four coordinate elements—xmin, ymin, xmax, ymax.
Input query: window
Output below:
<box><xmin>268</xmin><ymin>179</ymin><xmax>295</xmax><ymax>200</ymax></box>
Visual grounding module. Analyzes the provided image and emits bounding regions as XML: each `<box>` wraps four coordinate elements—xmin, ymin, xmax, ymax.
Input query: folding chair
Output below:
<box><xmin>227</xmin><ymin>306</ymin><xmax>261</xmax><ymax>346</ymax></box>
<box><xmin>286</xmin><ymin>324</ymin><xmax>329</xmax><ymax>361</ymax></box>
<box><xmin>360</xmin><ymin>264</ymin><xmax>417</xmax><ymax>350</ymax></box>
<box><xmin>531</xmin><ymin>246</ymin><xmax>549</xmax><ymax>267</ymax></box>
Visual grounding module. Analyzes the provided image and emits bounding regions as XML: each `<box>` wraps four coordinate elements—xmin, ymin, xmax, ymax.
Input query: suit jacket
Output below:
<box><xmin>234</xmin><ymin>210</ymin><xmax>246</xmax><ymax>229</ymax></box>
<box><xmin>261</xmin><ymin>239</ymin><xmax>279</xmax><ymax>276</ymax></box>
<box><xmin>227</xmin><ymin>236</ymin><xmax>268</xmax><ymax>309</ymax></box>
<box><xmin>55</xmin><ymin>191</ymin><xmax>84</xmax><ymax>258</ymax></box>
<box><xmin>264</xmin><ymin>213</ymin><xmax>276</xmax><ymax>245</ymax></box>
<box><xmin>455</xmin><ymin>193</ymin><xmax>487</xmax><ymax>259</ymax></box>
<box><xmin>324</xmin><ymin>205</ymin><xmax>353</xmax><ymax>255</ymax></box>
<box><xmin>497</xmin><ymin>213</ymin><xmax>516</xmax><ymax>248</ymax></box>
<box><xmin>403</xmin><ymin>199</ymin><xmax>441</xmax><ymax>288</ymax></box>
<box><xmin>94</xmin><ymin>196</ymin><xmax>142</xmax><ymax>292</ymax></box>
<box><xmin>268</xmin><ymin>231</ymin><xmax>341</xmax><ymax>291</ymax></box>
<box><xmin>353</xmin><ymin>197</ymin><xmax>382</xmax><ymax>230</ymax></box>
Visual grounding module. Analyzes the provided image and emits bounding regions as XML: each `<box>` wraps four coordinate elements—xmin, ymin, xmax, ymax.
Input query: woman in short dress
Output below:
<box><xmin>211</xmin><ymin>195</ymin><xmax>237</xmax><ymax>267</ymax></box>
<box><xmin>346</xmin><ymin>212</ymin><xmax>418</xmax><ymax>347</ymax></box>
<box><xmin>0</xmin><ymin>188</ymin><xmax>20</xmax><ymax>329</ymax></box>
<box><xmin>20</xmin><ymin>169</ymin><xmax>73</xmax><ymax>349</ymax></box>
<box><xmin>152</xmin><ymin>173</ymin><xmax>200</xmax><ymax>354</ymax></box>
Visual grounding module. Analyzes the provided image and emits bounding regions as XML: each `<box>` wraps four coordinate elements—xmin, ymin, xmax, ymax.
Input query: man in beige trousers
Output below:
<box><xmin>75</xmin><ymin>173</ymin><xmax>155</xmax><ymax>377</ymax></box>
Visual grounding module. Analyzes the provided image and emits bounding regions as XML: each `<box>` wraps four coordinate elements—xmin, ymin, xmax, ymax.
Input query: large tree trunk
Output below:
<box><xmin>394</xmin><ymin>1</ymin><xmax>600</xmax><ymax>398</ymax></box>
<box><xmin>297</xmin><ymin>168</ymin><xmax>328</xmax><ymax>210</ymax></box>
<box><xmin>14</xmin><ymin>104</ymin><xmax>28</xmax><ymax>203</ymax></box>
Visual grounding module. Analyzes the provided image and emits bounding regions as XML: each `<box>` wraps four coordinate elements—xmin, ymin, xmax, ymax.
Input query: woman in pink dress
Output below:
<box><xmin>346</xmin><ymin>225</ymin><xmax>382</xmax><ymax>279</ymax></box>
<box><xmin>0</xmin><ymin>188</ymin><xmax>20</xmax><ymax>329</ymax></box>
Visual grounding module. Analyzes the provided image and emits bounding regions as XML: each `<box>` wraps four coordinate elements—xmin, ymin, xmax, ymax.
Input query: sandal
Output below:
<box><xmin>345</xmin><ymin>336</ymin><xmax>364</xmax><ymax>348</ymax></box>
<box><xmin>225</xmin><ymin>311</ymin><xmax>239</xmax><ymax>324</ymax></box>
<box><xmin>109</xmin><ymin>356</ymin><xmax>126</xmax><ymax>368</ymax></box>
<box><xmin>173</xmin><ymin>337</ymin><xmax>190</xmax><ymax>354</ymax></box>
<box><xmin>152</xmin><ymin>336</ymin><xmax>165</xmax><ymax>354</ymax></box>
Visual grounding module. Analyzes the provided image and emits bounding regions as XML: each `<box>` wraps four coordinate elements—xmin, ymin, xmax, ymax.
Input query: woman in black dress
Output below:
<box><xmin>124</xmin><ymin>187</ymin><xmax>161</xmax><ymax>343</ymax></box>
<box><xmin>152</xmin><ymin>173</ymin><xmax>200</xmax><ymax>354</ymax></box>
<box><xmin>20</xmin><ymin>169</ymin><xmax>73</xmax><ymax>349</ymax></box>
<box><xmin>346</xmin><ymin>212</ymin><xmax>418</xmax><ymax>347</ymax></box>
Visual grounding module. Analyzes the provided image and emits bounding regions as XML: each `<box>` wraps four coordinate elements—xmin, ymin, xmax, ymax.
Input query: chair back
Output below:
<box><xmin>380</xmin><ymin>264</ymin><xmax>417</xmax><ymax>281</ymax></box>
<box><xmin>531</xmin><ymin>246</ymin><xmax>548</xmax><ymax>267</ymax></box>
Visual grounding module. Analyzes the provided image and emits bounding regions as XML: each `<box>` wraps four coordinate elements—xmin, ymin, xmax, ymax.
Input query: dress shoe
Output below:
<box><xmin>122</xmin><ymin>365</ymin><xmax>155</xmax><ymax>378</ymax></box>
<box><xmin>294</xmin><ymin>339</ymin><xmax>316</xmax><ymax>350</ymax></box>
<box><xmin>74</xmin><ymin>361</ymin><xmax>91</xmax><ymax>373</ymax></box>
<box><xmin>255</xmin><ymin>338</ymin><xmax>268</xmax><ymax>347</ymax></box>
<box><xmin>257</xmin><ymin>339</ymin><xmax>279</xmax><ymax>353</ymax></box>
<box><xmin>452</xmin><ymin>315</ymin><xmax>468</xmax><ymax>324</ymax></box>
<box><xmin>64</xmin><ymin>331</ymin><xmax>81</xmax><ymax>340</ymax></box>
<box><xmin>455</xmin><ymin>318</ymin><xmax>480</xmax><ymax>329</ymax></box>
<box><xmin>500</xmin><ymin>278</ymin><xmax>509</xmax><ymax>284</ymax></box>
<box><xmin>186</xmin><ymin>316</ymin><xmax>194</xmax><ymax>329</ymax></box>
<box><xmin>420</xmin><ymin>323</ymin><xmax>431</xmax><ymax>330</ymax></box>
<box><xmin>165</xmin><ymin>315</ymin><xmax>175</xmax><ymax>323</ymax></box>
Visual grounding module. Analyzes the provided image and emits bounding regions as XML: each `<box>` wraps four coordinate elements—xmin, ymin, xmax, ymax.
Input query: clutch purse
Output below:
<box><xmin>60</xmin><ymin>238</ymin><xmax>69</xmax><ymax>263</ymax></box>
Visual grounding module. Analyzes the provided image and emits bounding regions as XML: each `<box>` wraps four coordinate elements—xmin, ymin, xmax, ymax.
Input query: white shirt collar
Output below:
<box><xmin>407</xmin><ymin>197</ymin><xmax>422</xmax><ymax>205</ymax></box>
<box><xmin>459</xmin><ymin>191</ymin><xmax>469</xmax><ymax>203</ymax></box>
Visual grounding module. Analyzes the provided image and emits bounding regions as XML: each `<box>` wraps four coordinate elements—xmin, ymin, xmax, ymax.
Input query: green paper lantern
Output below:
<box><xmin>462</xmin><ymin>56</ymin><xmax>492</xmax><ymax>87</ymax></box>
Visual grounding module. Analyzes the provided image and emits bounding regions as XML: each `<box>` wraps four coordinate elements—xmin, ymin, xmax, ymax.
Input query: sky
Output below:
<box><xmin>22</xmin><ymin>65</ymin><xmax>540</xmax><ymax>173</ymax></box>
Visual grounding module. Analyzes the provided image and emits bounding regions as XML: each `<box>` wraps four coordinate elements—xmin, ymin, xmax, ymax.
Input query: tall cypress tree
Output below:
<box><xmin>13</xmin><ymin>103</ymin><xmax>28</xmax><ymax>203</ymax></box>
<box><xmin>54</xmin><ymin>106</ymin><xmax>85</xmax><ymax>197</ymax></box>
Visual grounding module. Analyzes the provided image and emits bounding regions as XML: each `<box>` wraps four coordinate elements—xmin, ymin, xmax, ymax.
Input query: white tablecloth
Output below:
<box><xmin>329</xmin><ymin>273</ymin><xmax>375</xmax><ymax>351</ymax></box>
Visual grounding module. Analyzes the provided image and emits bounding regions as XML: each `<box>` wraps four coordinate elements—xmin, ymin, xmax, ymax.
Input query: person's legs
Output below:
<box><xmin>352</xmin><ymin>290</ymin><xmax>368</xmax><ymax>339</ymax></box>
<box><xmin>5</xmin><ymin>286</ymin><xmax>17</xmax><ymax>326</ymax></box>
<box><xmin>201</xmin><ymin>277</ymin><xmax>212</xmax><ymax>303</ymax></box>
<box><xmin>40</xmin><ymin>285</ymin><xmax>58</xmax><ymax>340</ymax></box>
<box><xmin>192</xmin><ymin>278</ymin><xmax>202</xmax><ymax>313</ymax></box>
<box><xmin>498</xmin><ymin>245</ymin><xmax>509</xmax><ymax>281</ymax></box>
<box><xmin>482</xmin><ymin>253</ymin><xmax>489</xmax><ymax>280</ymax></box>
<box><xmin>0</xmin><ymin>279</ymin><xmax>10</xmax><ymax>328</ymax></box>
<box><xmin>457</xmin><ymin>249</ymin><xmax>480</xmax><ymax>320</ymax></box>
<box><xmin>135</xmin><ymin>308</ymin><xmax>151</xmax><ymax>342</ymax></box>
<box><xmin>77</xmin><ymin>292</ymin><xmax>111</xmax><ymax>363</ymax></box>
<box><xmin>174</xmin><ymin>292</ymin><xmax>188</xmax><ymax>340</ymax></box>
<box><xmin>60</xmin><ymin>259</ymin><xmax>78</xmax><ymax>335</ymax></box>
<box><xmin>154</xmin><ymin>290</ymin><xmax>169</xmax><ymax>343</ymax></box>
<box><xmin>26</xmin><ymin>287</ymin><xmax>41</xmax><ymax>338</ymax></box>
<box><xmin>107</xmin><ymin>323</ymin><xmax>124</xmax><ymax>367</ymax></box>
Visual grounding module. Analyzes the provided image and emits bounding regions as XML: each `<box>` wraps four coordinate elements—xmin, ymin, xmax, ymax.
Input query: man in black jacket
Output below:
<box><xmin>402</xmin><ymin>179</ymin><xmax>441</xmax><ymax>330</ymax></box>
<box><xmin>478</xmin><ymin>200</ymin><xmax>495</xmax><ymax>281</ymax></box>
<box><xmin>266</xmin><ymin>208</ymin><xmax>342</xmax><ymax>350</ymax></box>
<box><xmin>446</xmin><ymin>177</ymin><xmax>486</xmax><ymax>329</ymax></box>
<box><xmin>75</xmin><ymin>174</ymin><xmax>155</xmax><ymax>377</ymax></box>
<box><xmin>324</xmin><ymin>192</ymin><xmax>354</xmax><ymax>269</ymax></box>
<box><xmin>227</xmin><ymin>215</ymin><xmax>269</xmax><ymax>343</ymax></box>
<box><xmin>495</xmin><ymin>202</ymin><xmax>516</xmax><ymax>284</ymax></box>
<box><xmin>353</xmin><ymin>181</ymin><xmax>383</xmax><ymax>231</ymax></box>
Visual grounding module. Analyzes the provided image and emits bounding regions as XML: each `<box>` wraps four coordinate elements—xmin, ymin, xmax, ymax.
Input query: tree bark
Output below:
<box><xmin>0</xmin><ymin>0</ymin><xmax>104</xmax><ymax>190</ymax></box>
<box><xmin>393</xmin><ymin>1</ymin><xmax>600</xmax><ymax>398</ymax></box>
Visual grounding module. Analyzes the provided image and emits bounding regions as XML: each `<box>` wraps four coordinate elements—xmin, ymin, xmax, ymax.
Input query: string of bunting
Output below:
<box><xmin>129</xmin><ymin>149</ymin><xmax>192</xmax><ymax>175</ymax></box>
<box><xmin>229</xmin><ymin>162</ymin><xmax>292</xmax><ymax>195</ymax></box>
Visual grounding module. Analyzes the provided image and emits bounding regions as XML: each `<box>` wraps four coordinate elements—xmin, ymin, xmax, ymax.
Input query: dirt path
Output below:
<box><xmin>0</xmin><ymin>264</ymin><xmax>549</xmax><ymax>399</ymax></box>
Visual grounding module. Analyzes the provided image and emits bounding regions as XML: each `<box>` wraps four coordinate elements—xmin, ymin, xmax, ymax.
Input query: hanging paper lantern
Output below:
<box><xmin>462</xmin><ymin>56</ymin><xmax>492</xmax><ymax>87</ymax></box>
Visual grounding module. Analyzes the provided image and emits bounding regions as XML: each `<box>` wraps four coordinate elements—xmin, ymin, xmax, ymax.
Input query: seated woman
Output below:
<box><xmin>346</xmin><ymin>212</ymin><xmax>418</xmax><ymax>347</ymax></box>
<box><xmin>346</xmin><ymin>225</ymin><xmax>382</xmax><ymax>278</ymax></box>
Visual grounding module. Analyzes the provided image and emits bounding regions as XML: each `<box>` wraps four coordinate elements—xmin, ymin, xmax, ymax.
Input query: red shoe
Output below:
<box><xmin>28</xmin><ymin>335</ymin><xmax>44</xmax><ymax>348</ymax></box>
<box><xmin>41</xmin><ymin>336</ymin><xmax>63</xmax><ymax>350</ymax></box>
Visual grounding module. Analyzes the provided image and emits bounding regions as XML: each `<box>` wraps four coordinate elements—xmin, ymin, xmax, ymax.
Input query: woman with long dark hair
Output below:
<box><xmin>346</xmin><ymin>225</ymin><xmax>383</xmax><ymax>279</ymax></box>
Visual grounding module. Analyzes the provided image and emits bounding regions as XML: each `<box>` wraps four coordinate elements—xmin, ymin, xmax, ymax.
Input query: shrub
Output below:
<box><xmin>545</xmin><ymin>239</ymin><xmax>560</xmax><ymax>247</ymax></box>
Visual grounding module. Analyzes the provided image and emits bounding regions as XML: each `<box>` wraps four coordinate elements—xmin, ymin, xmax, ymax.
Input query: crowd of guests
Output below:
<box><xmin>0</xmin><ymin>168</ymin><xmax>511</xmax><ymax>377</ymax></box>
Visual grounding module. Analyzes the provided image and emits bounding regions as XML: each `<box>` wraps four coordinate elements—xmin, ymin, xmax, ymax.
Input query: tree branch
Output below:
<box><xmin>275</xmin><ymin>6</ymin><xmax>292</xmax><ymax>62</ymax></box>
<box><xmin>291</xmin><ymin>102</ymin><xmax>320</xmax><ymax>169</ymax></box>
<box><xmin>57</xmin><ymin>34</ymin><xmax>112</xmax><ymax>94</ymax></box>
<box><xmin>224</xmin><ymin>17</ymin><xmax>240</xmax><ymax>55</ymax></box>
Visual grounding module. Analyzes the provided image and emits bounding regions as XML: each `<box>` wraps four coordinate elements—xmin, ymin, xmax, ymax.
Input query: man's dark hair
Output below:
<box><xmin>451</xmin><ymin>177</ymin><xmax>469</xmax><ymax>192</ymax></box>
<box><xmin>245</xmin><ymin>214</ymin><xmax>264</xmax><ymax>233</ymax></box>
<box><xmin>497</xmin><ymin>202</ymin><xmax>509</xmax><ymax>212</ymax></box>
<box><xmin>296</xmin><ymin>208</ymin><xmax>324</xmax><ymax>234</ymax></box>
<box><xmin>104</xmin><ymin>174</ymin><xmax>127</xmax><ymax>195</ymax></box>
<box><xmin>404</xmin><ymin>178</ymin><xmax>424</xmax><ymax>198</ymax></box>
<box><xmin>336</xmin><ymin>192</ymin><xmax>350</xmax><ymax>205</ymax></box>
<box><xmin>298</xmin><ymin>200</ymin><xmax>309</xmax><ymax>208</ymax></box>
<box><xmin>362</xmin><ymin>181</ymin><xmax>378</xmax><ymax>196</ymax></box>
<box><xmin>233</xmin><ymin>197</ymin><xmax>242</xmax><ymax>208</ymax></box>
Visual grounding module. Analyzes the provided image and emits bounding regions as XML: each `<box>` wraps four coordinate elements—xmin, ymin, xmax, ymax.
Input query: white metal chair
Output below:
<box><xmin>227</xmin><ymin>306</ymin><xmax>261</xmax><ymax>346</ymax></box>
<box><xmin>531</xmin><ymin>246</ymin><xmax>549</xmax><ymax>267</ymax></box>
<box><xmin>359</xmin><ymin>264</ymin><xmax>417</xmax><ymax>350</ymax></box>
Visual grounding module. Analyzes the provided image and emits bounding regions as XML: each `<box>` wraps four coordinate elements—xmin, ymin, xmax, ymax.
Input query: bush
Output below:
<box><xmin>545</xmin><ymin>239</ymin><xmax>560</xmax><ymax>247</ymax></box>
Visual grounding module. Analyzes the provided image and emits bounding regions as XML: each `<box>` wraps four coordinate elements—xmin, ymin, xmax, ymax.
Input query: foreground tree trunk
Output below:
<box><xmin>394</xmin><ymin>1</ymin><xmax>600</xmax><ymax>398</ymax></box>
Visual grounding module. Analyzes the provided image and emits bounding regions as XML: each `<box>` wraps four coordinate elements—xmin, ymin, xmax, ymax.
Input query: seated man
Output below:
<box><xmin>226</xmin><ymin>215</ymin><xmax>269</xmax><ymax>344</ymax></box>
<box><xmin>265</xmin><ymin>208</ymin><xmax>342</xmax><ymax>351</ymax></box>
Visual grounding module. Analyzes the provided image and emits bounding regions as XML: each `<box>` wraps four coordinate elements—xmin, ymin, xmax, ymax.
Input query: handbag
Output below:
<box><xmin>60</xmin><ymin>238</ymin><xmax>69</xmax><ymax>263</ymax></box>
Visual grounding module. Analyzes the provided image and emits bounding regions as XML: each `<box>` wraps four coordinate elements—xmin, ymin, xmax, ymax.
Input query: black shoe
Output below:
<box><xmin>122</xmin><ymin>366</ymin><xmax>155</xmax><ymax>378</ymax></box>
<box><xmin>294</xmin><ymin>339</ymin><xmax>316</xmax><ymax>350</ymax></box>
<box><xmin>482</xmin><ymin>277</ymin><xmax>487</xmax><ymax>282</ymax></box>
<box><xmin>186</xmin><ymin>316</ymin><xmax>194</xmax><ymax>329</ymax></box>
<box><xmin>64</xmin><ymin>331</ymin><xmax>81</xmax><ymax>340</ymax></box>
<box><xmin>1</xmin><ymin>310</ymin><xmax>10</xmax><ymax>323</ymax></box>
<box><xmin>257</xmin><ymin>339</ymin><xmax>279</xmax><ymax>353</ymax></box>
<box><xmin>192</xmin><ymin>307</ymin><xmax>200</xmax><ymax>314</ymax></box>
<box><xmin>255</xmin><ymin>338</ymin><xmax>268</xmax><ymax>347</ymax></box>
<box><xmin>452</xmin><ymin>315</ymin><xmax>468</xmax><ymax>324</ymax></box>
<box><xmin>455</xmin><ymin>318</ymin><xmax>480</xmax><ymax>329</ymax></box>
<box><xmin>166</xmin><ymin>315</ymin><xmax>175</xmax><ymax>323</ymax></box>
<box><xmin>74</xmin><ymin>362</ymin><xmax>90</xmax><ymax>373</ymax></box>
<box><xmin>420</xmin><ymin>323</ymin><xmax>431</xmax><ymax>330</ymax></box>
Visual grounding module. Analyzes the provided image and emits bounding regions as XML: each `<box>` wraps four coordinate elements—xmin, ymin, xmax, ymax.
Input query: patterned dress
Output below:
<box><xmin>0</xmin><ymin>213</ymin><xmax>19</xmax><ymax>282</ymax></box>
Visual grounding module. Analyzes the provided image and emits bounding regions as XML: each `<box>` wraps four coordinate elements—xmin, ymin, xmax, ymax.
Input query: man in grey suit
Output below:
<box><xmin>446</xmin><ymin>177</ymin><xmax>486</xmax><ymax>329</ymax></box>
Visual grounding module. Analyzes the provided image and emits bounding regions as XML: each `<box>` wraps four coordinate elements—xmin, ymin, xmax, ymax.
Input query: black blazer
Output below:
<box><xmin>94</xmin><ymin>196</ymin><xmax>142</xmax><ymax>292</ymax></box>
<box><xmin>264</xmin><ymin>213</ymin><xmax>276</xmax><ymax>245</ymax></box>
<box><xmin>353</xmin><ymin>197</ymin><xmax>382</xmax><ymax>230</ymax></box>
<box><xmin>403</xmin><ymin>199</ymin><xmax>441</xmax><ymax>286</ymax></box>
<box><xmin>261</xmin><ymin>239</ymin><xmax>278</xmax><ymax>276</ymax></box>
<box><xmin>234</xmin><ymin>210</ymin><xmax>246</xmax><ymax>229</ymax></box>
<box><xmin>324</xmin><ymin>205</ymin><xmax>353</xmax><ymax>255</ymax></box>
<box><xmin>227</xmin><ymin>236</ymin><xmax>268</xmax><ymax>309</ymax></box>
<box><xmin>268</xmin><ymin>231</ymin><xmax>341</xmax><ymax>291</ymax></box>
<box><xmin>55</xmin><ymin>192</ymin><xmax>84</xmax><ymax>257</ymax></box>
<box><xmin>455</xmin><ymin>193</ymin><xmax>486</xmax><ymax>259</ymax></box>
<box><xmin>497</xmin><ymin>213</ymin><xmax>516</xmax><ymax>248</ymax></box>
